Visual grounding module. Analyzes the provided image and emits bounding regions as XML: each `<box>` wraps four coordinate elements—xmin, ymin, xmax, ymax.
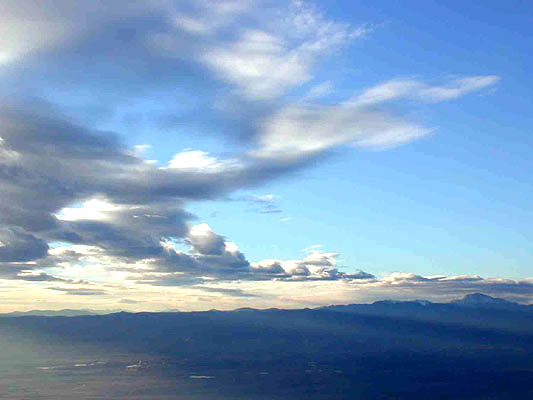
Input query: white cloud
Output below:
<box><xmin>207</xmin><ymin>0</ymin><xmax>252</xmax><ymax>14</ymax></box>
<box><xmin>0</xmin><ymin>20</ymin><xmax>71</xmax><ymax>65</ymax></box>
<box><xmin>252</xmin><ymin>75</ymin><xmax>499</xmax><ymax>159</ymax></box>
<box><xmin>252</xmin><ymin>103</ymin><xmax>431</xmax><ymax>159</ymax></box>
<box><xmin>172</xmin><ymin>15</ymin><xmax>212</xmax><ymax>35</ymax></box>
<box><xmin>355</xmin><ymin>75</ymin><xmax>500</xmax><ymax>105</ymax></box>
<box><xmin>303</xmin><ymin>250</ymin><xmax>338</xmax><ymax>267</ymax></box>
<box><xmin>0</xmin><ymin>1</ymin><xmax>160</xmax><ymax>65</ymax></box>
<box><xmin>148</xmin><ymin>1</ymin><xmax>367</xmax><ymax>100</ymax></box>
<box><xmin>200</xmin><ymin>2</ymin><xmax>365</xmax><ymax>99</ymax></box>
<box><xmin>244</xmin><ymin>194</ymin><xmax>282</xmax><ymax>214</ymax></box>
<box><xmin>223</xmin><ymin>241</ymin><xmax>240</xmax><ymax>255</ymax></box>
<box><xmin>164</xmin><ymin>150</ymin><xmax>242</xmax><ymax>173</ymax></box>
<box><xmin>187</xmin><ymin>223</ymin><xmax>227</xmax><ymax>256</ymax></box>
<box><xmin>171</xmin><ymin>0</ymin><xmax>252</xmax><ymax>35</ymax></box>
<box><xmin>0</xmin><ymin>136</ymin><xmax>20</xmax><ymax>164</ymax></box>
<box><xmin>418</xmin><ymin>75</ymin><xmax>500</xmax><ymax>102</ymax></box>
<box><xmin>48</xmin><ymin>244</ymin><xmax>103</xmax><ymax>257</ymax></box>
<box><xmin>133</xmin><ymin>144</ymin><xmax>151</xmax><ymax>155</ymax></box>
<box><xmin>202</xmin><ymin>29</ymin><xmax>310</xmax><ymax>100</ymax></box>
<box><xmin>56</xmin><ymin>199</ymin><xmax>123</xmax><ymax>222</ymax></box>
<box><xmin>249</xmin><ymin>194</ymin><xmax>279</xmax><ymax>202</ymax></box>
<box><xmin>301</xmin><ymin>244</ymin><xmax>322</xmax><ymax>252</ymax></box>
<box><xmin>251</xmin><ymin>249</ymin><xmax>365</xmax><ymax>281</ymax></box>
<box><xmin>304</xmin><ymin>81</ymin><xmax>334</xmax><ymax>100</ymax></box>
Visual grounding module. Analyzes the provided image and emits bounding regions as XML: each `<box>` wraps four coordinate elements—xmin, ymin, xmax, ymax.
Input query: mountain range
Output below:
<box><xmin>2</xmin><ymin>293</ymin><xmax>533</xmax><ymax>399</ymax></box>
<box><xmin>1</xmin><ymin>293</ymin><xmax>528</xmax><ymax>317</ymax></box>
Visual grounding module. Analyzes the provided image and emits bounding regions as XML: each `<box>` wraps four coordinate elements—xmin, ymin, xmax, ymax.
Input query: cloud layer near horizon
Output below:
<box><xmin>0</xmin><ymin>0</ymin><xmax>507</xmax><ymax>310</ymax></box>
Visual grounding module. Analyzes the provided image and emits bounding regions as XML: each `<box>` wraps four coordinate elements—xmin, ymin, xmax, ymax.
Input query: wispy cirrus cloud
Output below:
<box><xmin>177</xmin><ymin>1</ymin><xmax>367</xmax><ymax>100</ymax></box>
<box><xmin>354</xmin><ymin>75</ymin><xmax>501</xmax><ymax>105</ymax></box>
<box><xmin>243</xmin><ymin>194</ymin><xmax>282</xmax><ymax>214</ymax></box>
<box><xmin>252</xmin><ymin>75</ymin><xmax>499</xmax><ymax>159</ymax></box>
<box><xmin>252</xmin><ymin>102</ymin><xmax>432</xmax><ymax>159</ymax></box>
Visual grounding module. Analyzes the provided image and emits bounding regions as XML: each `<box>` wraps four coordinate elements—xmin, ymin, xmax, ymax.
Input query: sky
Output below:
<box><xmin>0</xmin><ymin>0</ymin><xmax>532</xmax><ymax>311</ymax></box>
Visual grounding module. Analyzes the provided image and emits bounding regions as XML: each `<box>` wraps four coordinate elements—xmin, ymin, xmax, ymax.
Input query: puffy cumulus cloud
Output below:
<box><xmin>251</xmin><ymin>249</ymin><xmax>375</xmax><ymax>282</ymax></box>
<box><xmin>141</xmin><ymin>227</ymin><xmax>254</xmax><ymax>281</ymax></box>
<box><xmin>2</xmin><ymin>221</ymin><xmax>532</xmax><ymax>309</ymax></box>
<box><xmin>251</xmin><ymin>260</ymin><xmax>286</xmax><ymax>275</ymax></box>
<box><xmin>303</xmin><ymin>251</ymin><xmax>338</xmax><ymax>267</ymax></box>
<box><xmin>43</xmin><ymin>222</ymin><xmax>374</xmax><ymax>288</ymax></box>
<box><xmin>186</xmin><ymin>223</ymin><xmax>227</xmax><ymax>256</ymax></box>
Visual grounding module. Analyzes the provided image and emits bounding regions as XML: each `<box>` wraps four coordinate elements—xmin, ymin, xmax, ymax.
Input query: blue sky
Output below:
<box><xmin>0</xmin><ymin>0</ymin><xmax>532</xmax><ymax>310</ymax></box>
<box><xmin>186</xmin><ymin>0</ymin><xmax>533</xmax><ymax>278</ymax></box>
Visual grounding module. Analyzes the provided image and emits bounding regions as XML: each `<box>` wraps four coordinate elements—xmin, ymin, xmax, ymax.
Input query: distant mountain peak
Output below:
<box><xmin>451</xmin><ymin>293</ymin><xmax>515</xmax><ymax>306</ymax></box>
<box><xmin>371</xmin><ymin>299</ymin><xmax>433</xmax><ymax>306</ymax></box>
<box><xmin>0</xmin><ymin>309</ymin><xmax>118</xmax><ymax>317</ymax></box>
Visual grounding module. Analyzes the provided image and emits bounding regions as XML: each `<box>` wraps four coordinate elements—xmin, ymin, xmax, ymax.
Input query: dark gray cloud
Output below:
<box><xmin>137</xmin><ymin>237</ymin><xmax>375</xmax><ymax>286</ymax></box>
<box><xmin>0</xmin><ymin>265</ymin><xmax>69</xmax><ymax>282</ymax></box>
<box><xmin>0</xmin><ymin>228</ymin><xmax>49</xmax><ymax>262</ymax></box>
<box><xmin>151</xmin><ymin>246</ymin><xmax>250</xmax><ymax>278</ymax></box>
<box><xmin>0</xmin><ymin>0</ymin><xmax>271</xmax><ymax>144</ymax></box>
<box><xmin>0</xmin><ymin>95</ymin><xmax>348</xmax><ymax>285</ymax></box>
<box><xmin>0</xmin><ymin>97</ymin><xmax>316</xmax><ymax>278</ymax></box>
<box><xmin>345</xmin><ymin>271</ymin><xmax>376</xmax><ymax>280</ymax></box>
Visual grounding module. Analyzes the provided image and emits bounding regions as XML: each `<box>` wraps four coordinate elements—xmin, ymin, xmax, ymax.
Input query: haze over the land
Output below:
<box><xmin>3</xmin><ymin>294</ymin><xmax>533</xmax><ymax>399</ymax></box>
<box><xmin>0</xmin><ymin>0</ymin><xmax>532</xmax><ymax>312</ymax></box>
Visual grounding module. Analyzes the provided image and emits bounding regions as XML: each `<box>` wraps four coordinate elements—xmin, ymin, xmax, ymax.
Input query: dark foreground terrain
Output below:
<box><xmin>2</xmin><ymin>294</ymin><xmax>533</xmax><ymax>399</ymax></box>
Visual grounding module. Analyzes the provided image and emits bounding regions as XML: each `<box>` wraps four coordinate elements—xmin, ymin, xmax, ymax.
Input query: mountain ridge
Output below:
<box><xmin>1</xmin><ymin>293</ymin><xmax>528</xmax><ymax>317</ymax></box>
